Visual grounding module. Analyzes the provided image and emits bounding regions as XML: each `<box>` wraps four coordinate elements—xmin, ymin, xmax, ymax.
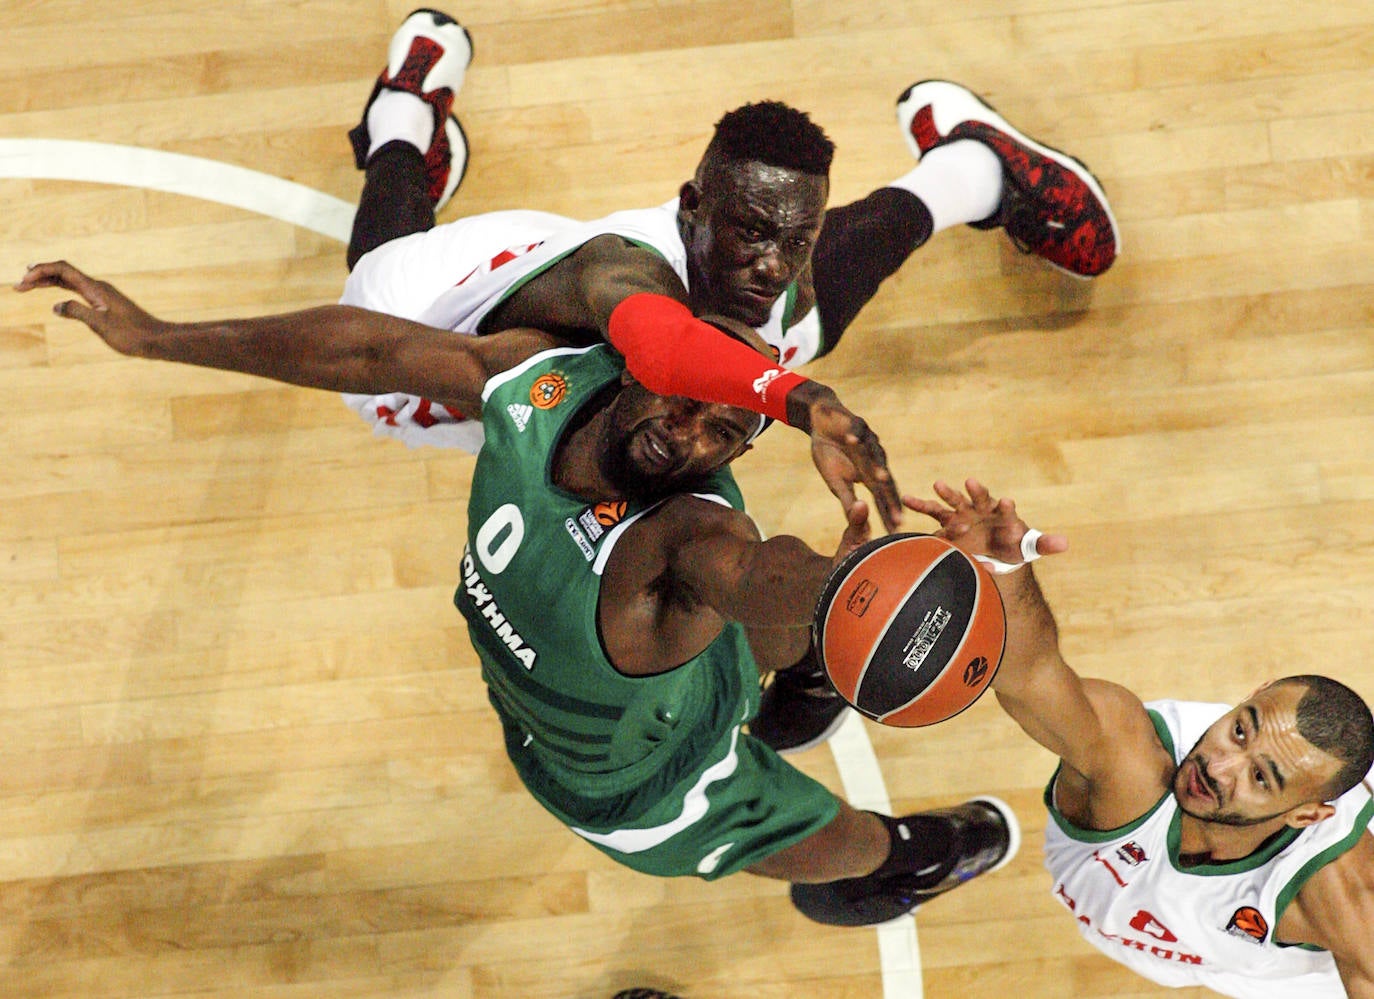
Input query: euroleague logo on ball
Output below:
<box><xmin>962</xmin><ymin>656</ymin><xmax>990</xmax><ymax>687</ymax></box>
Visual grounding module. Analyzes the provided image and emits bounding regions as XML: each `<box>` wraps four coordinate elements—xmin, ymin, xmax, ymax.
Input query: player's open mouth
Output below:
<box><xmin>1186</xmin><ymin>760</ymin><xmax>1215</xmax><ymax>804</ymax></box>
<box><xmin>636</xmin><ymin>427</ymin><xmax>677</xmax><ymax>472</ymax></box>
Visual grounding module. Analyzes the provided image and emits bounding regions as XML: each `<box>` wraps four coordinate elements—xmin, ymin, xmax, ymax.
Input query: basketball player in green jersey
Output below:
<box><xmin>23</xmin><ymin>259</ymin><xmax>1015</xmax><ymax>925</ymax></box>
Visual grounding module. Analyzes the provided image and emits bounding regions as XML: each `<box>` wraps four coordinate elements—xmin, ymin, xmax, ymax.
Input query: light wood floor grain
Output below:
<box><xmin>1</xmin><ymin>1</ymin><xmax>1371</xmax><ymax>996</ymax></box>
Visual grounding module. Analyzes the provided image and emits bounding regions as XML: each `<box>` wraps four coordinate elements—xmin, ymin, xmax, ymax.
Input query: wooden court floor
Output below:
<box><xmin>0</xmin><ymin>1</ymin><xmax>1371</xmax><ymax>996</ymax></box>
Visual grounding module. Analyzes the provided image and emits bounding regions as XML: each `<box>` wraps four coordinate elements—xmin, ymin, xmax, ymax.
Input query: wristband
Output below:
<box><xmin>972</xmin><ymin>529</ymin><xmax>1044</xmax><ymax>575</ymax></box>
<box><xmin>607</xmin><ymin>293</ymin><xmax>806</xmax><ymax>424</ymax></box>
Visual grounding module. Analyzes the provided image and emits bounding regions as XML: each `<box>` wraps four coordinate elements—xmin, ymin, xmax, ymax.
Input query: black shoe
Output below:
<box><xmin>612</xmin><ymin>990</ymin><xmax>683</xmax><ymax>999</ymax></box>
<box><xmin>749</xmin><ymin>653</ymin><xmax>851</xmax><ymax>754</ymax></box>
<box><xmin>789</xmin><ymin>797</ymin><xmax>1020</xmax><ymax>926</ymax></box>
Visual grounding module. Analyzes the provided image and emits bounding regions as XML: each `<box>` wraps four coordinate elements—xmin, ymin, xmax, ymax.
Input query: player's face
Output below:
<box><xmin>679</xmin><ymin>160</ymin><xmax>827</xmax><ymax>328</ymax></box>
<box><xmin>1172</xmin><ymin>683</ymin><xmax>1342</xmax><ymax>827</ymax></box>
<box><xmin>600</xmin><ymin>383</ymin><xmax>757</xmax><ymax>499</ymax></box>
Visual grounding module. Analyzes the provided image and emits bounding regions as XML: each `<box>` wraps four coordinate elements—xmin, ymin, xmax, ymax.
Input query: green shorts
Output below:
<box><xmin>519</xmin><ymin>720</ymin><xmax>841</xmax><ymax>880</ymax></box>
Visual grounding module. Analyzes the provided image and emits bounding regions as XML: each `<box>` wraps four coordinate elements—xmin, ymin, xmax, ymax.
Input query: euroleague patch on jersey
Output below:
<box><xmin>591</xmin><ymin>500</ymin><xmax>627</xmax><ymax>527</ymax></box>
<box><xmin>1225</xmin><ymin>905</ymin><xmax>1268</xmax><ymax>944</ymax></box>
<box><xmin>531</xmin><ymin>372</ymin><xmax>568</xmax><ymax>409</ymax></box>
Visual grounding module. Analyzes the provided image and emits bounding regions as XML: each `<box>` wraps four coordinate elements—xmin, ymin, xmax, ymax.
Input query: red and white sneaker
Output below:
<box><xmin>897</xmin><ymin>80</ymin><xmax>1119</xmax><ymax>277</ymax></box>
<box><xmin>349</xmin><ymin>8</ymin><xmax>473</xmax><ymax>212</ymax></box>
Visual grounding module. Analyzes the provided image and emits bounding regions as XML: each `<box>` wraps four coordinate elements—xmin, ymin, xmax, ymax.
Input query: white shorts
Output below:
<box><xmin>338</xmin><ymin>210</ymin><xmax>576</xmax><ymax>450</ymax></box>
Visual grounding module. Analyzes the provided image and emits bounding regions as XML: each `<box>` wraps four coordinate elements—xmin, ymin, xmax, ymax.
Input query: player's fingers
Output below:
<box><xmin>965</xmin><ymin>478</ymin><xmax>994</xmax><ymax>508</ymax></box>
<box><xmin>52</xmin><ymin>298</ymin><xmax>103</xmax><ymax>328</ymax></box>
<box><xmin>932</xmin><ymin>480</ymin><xmax>966</xmax><ymax>508</ymax></box>
<box><xmin>1033</xmin><ymin>532</ymin><xmax>1069</xmax><ymax>556</ymax></box>
<box><xmin>28</xmin><ymin>262</ymin><xmax>113</xmax><ymax>315</ymax></box>
<box><xmin>826</xmin><ymin>473</ymin><xmax>860</xmax><ymax>520</ymax></box>
<box><xmin>868</xmin><ymin>473</ymin><xmax>903</xmax><ymax>532</ymax></box>
<box><xmin>836</xmin><ymin>499</ymin><xmax>872</xmax><ymax>556</ymax></box>
<box><xmin>845</xmin><ymin>419</ymin><xmax>891</xmax><ymax>483</ymax></box>
<box><xmin>18</xmin><ymin>261</ymin><xmax>82</xmax><ymax>293</ymax></box>
<box><xmin>904</xmin><ymin>496</ymin><xmax>952</xmax><ymax>523</ymax></box>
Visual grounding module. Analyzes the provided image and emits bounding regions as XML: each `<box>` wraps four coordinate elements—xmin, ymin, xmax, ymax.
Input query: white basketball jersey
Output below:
<box><xmin>338</xmin><ymin>201</ymin><xmax>821</xmax><ymax>449</ymax></box>
<box><xmin>1043</xmin><ymin>699</ymin><xmax>1374</xmax><ymax>998</ymax></box>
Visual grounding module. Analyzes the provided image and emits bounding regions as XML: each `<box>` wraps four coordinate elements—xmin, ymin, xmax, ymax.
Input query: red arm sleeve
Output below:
<box><xmin>606</xmin><ymin>293</ymin><xmax>807</xmax><ymax>424</ymax></box>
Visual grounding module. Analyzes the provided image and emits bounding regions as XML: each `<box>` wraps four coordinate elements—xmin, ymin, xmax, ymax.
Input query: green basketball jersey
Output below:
<box><xmin>456</xmin><ymin>345</ymin><xmax>759</xmax><ymax>830</ymax></box>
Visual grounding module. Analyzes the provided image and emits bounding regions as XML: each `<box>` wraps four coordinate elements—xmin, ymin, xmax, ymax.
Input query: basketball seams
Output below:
<box><xmin>852</xmin><ymin>545</ymin><xmax>958</xmax><ymax>718</ymax></box>
<box><xmin>878</xmin><ymin>560</ymin><xmax>1005</xmax><ymax>724</ymax></box>
<box><xmin>869</xmin><ymin>548</ymin><xmax>977</xmax><ymax>721</ymax></box>
<box><xmin>813</xmin><ymin>535</ymin><xmax>947</xmax><ymax>705</ymax></box>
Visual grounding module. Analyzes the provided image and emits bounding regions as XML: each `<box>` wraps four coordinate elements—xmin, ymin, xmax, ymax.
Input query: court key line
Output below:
<box><xmin>0</xmin><ymin>136</ymin><xmax>922</xmax><ymax>999</ymax></box>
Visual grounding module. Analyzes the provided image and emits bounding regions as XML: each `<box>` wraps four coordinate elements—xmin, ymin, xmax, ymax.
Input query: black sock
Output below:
<box><xmin>869</xmin><ymin>811</ymin><xmax>955</xmax><ymax>887</ymax></box>
<box><xmin>810</xmin><ymin>187</ymin><xmax>935</xmax><ymax>355</ymax></box>
<box><xmin>346</xmin><ymin>141</ymin><xmax>435</xmax><ymax>270</ymax></box>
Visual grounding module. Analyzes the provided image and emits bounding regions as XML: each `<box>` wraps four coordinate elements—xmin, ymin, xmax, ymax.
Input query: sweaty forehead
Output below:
<box><xmin>709</xmin><ymin>160</ymin><xmax>827</xmax><ymax>214</ymax></box>
<box><xmin>1242</xmin><ymin>686</ymin><xmax>1344</xmax><ymax>787</ymax></box>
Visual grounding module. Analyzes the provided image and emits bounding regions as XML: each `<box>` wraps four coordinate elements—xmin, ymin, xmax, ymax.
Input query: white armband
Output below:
<box><xmin>972</xmin><ymin>529</ymin><xmax>1043</xmax><ymax>575</ymax></box>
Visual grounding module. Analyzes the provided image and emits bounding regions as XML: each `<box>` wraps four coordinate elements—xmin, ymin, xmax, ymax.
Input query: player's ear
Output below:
<box><xmin>678</xmin><ymin>180</ymin><xmax>702</xmax><ymax>217</ymax></box>
<box><xmin>1285</xmin><ymin>801</ymin><xmax>1336</xmax><ymax>828</ymax></box>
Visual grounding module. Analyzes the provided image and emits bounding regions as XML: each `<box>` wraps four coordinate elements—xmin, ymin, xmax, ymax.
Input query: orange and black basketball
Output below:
<box><xmin>812</xmin><ymin>534</ymin><xmax>1006</xmax><ymax>727</ymax></box>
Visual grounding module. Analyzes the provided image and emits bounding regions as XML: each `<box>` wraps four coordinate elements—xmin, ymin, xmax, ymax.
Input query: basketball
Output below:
<box><xmin>812</xmin><ymin>534</ymin><xmax>1006</xmax><ymax>727</ymax></box>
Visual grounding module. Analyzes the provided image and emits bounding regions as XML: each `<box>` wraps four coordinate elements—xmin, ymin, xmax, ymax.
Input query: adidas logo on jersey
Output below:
<box><xmin>507</xmin><ymin>403</ymin><xmax>533</xmax><ymax>432</ymax></box>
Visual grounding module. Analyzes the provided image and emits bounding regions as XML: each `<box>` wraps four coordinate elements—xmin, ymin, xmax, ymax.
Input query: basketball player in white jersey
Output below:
<box><xmin>337</xmin><ymin>11</ymin><xmax>1118</xmax><ymax>516</ymax></box>
<box><xmin>912</xmin><ymin>479</ymin><xmax>1374</xmax><ymax>998</ymax></box>
<box><xmin>336</xmin><ymin>9</ymin><xmax>1123</xmax><ymax>755</ymax></box>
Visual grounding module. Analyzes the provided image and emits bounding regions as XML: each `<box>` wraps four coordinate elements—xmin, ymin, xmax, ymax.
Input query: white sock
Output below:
<box><xmin>366</xmin><ymin>90</ymin><xmax>435</xmax><ymax>161</ymax></box>
<box><xmin>887</xmin><ymin>140</ymin><xmax>1004</xmax><ymax>234</ymax></box>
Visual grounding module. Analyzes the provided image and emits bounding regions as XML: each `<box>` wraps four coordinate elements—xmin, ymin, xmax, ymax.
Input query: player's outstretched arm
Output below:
<box><xmin>16</xmin><ymin>261</ymin><xmax>559</xmax><ymax>419</ymax></box>
<box><xmin>500</xmin><ymin>236</ymin><xmax>906</xmax><ymax>529</ymax></box>
<box><xmin>667</xmin><ymin>494</ymin><xmax>873</xmax><ymax>631</ymax></box>
<box><xmin>605</xmin><ymin>293</ymin><xmax>903</xmax><ymax>530</ymax></box>
<box><xmin>908</xmin><ymin>479</ymin><xmax>1153</xmax><ymax>786</ymax></box>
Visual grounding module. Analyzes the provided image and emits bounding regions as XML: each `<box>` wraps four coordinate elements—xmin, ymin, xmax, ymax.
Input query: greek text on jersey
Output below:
<box><xmin>461</xmin><ymin>549</ymin><xmax>538</xmax><ymax>669</ymax></box>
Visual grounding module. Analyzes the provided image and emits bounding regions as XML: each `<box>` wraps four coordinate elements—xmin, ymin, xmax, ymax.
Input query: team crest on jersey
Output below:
<box><xmin>531</xmin><ymin>372</ymin><xmax>568</xmax><ymax>409</ymax></box>
<box><xmin>1116</xmin><ymin>841</ymin><xmax>1148</xmax><ymax>866</ymax></box>
<box><xmin>1225</xmin><ymin>905</ymin><xmax>1268</xmax><ymax>944</ymax></box>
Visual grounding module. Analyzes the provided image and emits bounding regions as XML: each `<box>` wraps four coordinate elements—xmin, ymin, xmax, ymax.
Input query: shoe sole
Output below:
<box><xmin>896</xmin><ymin>79</ymin><xmax>1120</xmax><ymax>277</ymax></box>
<box><xmin>971</xmin><ymin>794</ymin><xmax>1021</xmax><ymax>874</ymax></box>
<box><xmin>388</xmin><ymin>9</ymin><xmax>474</xmax><ymax>89</ymax></box>
<box><xmin>771</xmin><ymin>704</ymin><xmax>852</xmax><ymax>756</ymax></box>
<box><xmin>434</xmin><ymin>114</ymin><xmax>468</xmax><ymax>212</ymax></box>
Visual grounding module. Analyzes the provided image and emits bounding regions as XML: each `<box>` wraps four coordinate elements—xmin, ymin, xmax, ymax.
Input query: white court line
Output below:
<box><xmin>830</xmin><ymin>711</ymin><xmax>924</xmax><ymax>999</ymax></box>
<box><xmin>0</xmin><ymin>138</ymin><xmax>355</xmax><ymax>242</ymax></box>
<box><xmin>1</xmin><ymin>134</ymin><xmax>921</xmax><ymax>997</ymax></box>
